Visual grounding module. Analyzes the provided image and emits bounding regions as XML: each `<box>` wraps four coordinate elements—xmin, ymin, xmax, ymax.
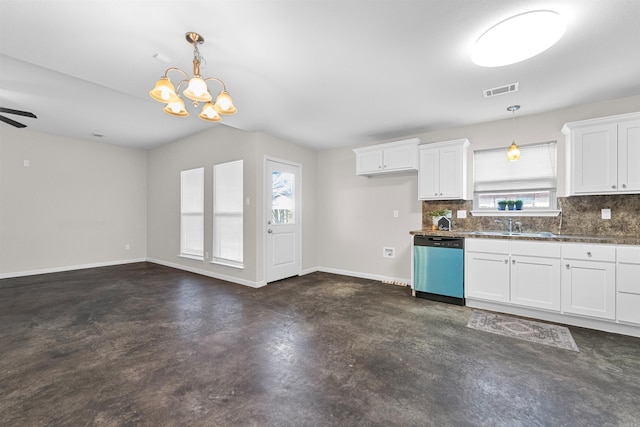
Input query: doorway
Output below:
<box><xmin>265</xmin><ymin>158</ymin><xmax>301</xmax><ymax>283</ymax></box>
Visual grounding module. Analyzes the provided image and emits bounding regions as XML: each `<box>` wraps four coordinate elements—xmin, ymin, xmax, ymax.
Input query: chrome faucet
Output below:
<box><xmin>495</xmin><ymin>218</ymin><xmax>523</xmax><ymax>234</ymax></box>
<box><xmin>495</xmin><ymin>218</ymin><xmax>514</xmax><ymax>233</ymax></box>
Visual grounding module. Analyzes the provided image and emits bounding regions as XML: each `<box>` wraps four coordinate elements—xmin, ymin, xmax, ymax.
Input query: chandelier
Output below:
<box><xmin>149</xmin><ymin>32</ymin><xmax>236</xmax><ymax>122</ymax></box>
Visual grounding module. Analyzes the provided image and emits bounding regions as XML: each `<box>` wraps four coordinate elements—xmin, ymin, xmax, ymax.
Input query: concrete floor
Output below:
<box><xmin>1</xmin><ymin>263</ymin><xmax>639</xmax><ymax>426</ymax></box>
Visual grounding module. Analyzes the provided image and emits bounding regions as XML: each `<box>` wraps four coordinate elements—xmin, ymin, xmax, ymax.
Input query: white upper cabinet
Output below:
<box><xmin>563</xmin><ymin>112</ymin><xmax>640</xmax><ymax>195</ymax></box>
<box><xmin>353</xmin><ymin>138</ymin><xmax>420</xmax><ymax>176</ymax></box>
<box><xmin>418</xmin><ymin>138</ymin><xmax>469</xmax><ymax>200</ymax></box>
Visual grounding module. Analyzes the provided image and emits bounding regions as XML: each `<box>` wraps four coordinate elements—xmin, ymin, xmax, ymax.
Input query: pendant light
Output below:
<box><xmin>507</xmin><ymin>105</ymin><xmax>520</xmax><ymax>161</ymax></box>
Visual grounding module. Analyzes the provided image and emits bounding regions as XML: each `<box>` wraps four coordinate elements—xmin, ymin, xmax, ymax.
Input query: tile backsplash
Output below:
<box><xmin>422</xmin><ymin>194</ymin><xmax>640</xmax><ymax>236</ymax></box>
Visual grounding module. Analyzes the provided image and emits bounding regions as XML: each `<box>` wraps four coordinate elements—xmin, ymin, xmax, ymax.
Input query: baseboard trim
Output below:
<box><xmin>1</xmin><ymin>260</ymin><xmax>410</xmax><ymax>290</ymax></box>
<box><xmin>0</xmin><ymin>258</ymin><xmax>147</xmax><ymax>279</ymax></box>
<box><xmin>315</xmin><ymin>266</ymin><xmax>410</xmax><ymax>286</ymax></box>
<box><xmin>146</xmin><ymin>258</ymin><xmax>265</xmax><ymax>289</ymax></box>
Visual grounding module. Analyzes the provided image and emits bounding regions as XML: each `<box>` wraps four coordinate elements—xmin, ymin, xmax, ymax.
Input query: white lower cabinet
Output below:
<box><xmin>466</xmin><ymin>239</ymin><xmax>640</xmax><ymax>337</ymax></box>
<box><xmin>561</xmin><ymin>244</ymin><xmax>616</xmax><ymax>320</ymax></box>
<box><xmin>466</xmin><ymin>251</ymin><xmax>511</xmax><ymax>302</ymax></box>
<box><xmin>510</xmin><ymin>242</ymin><xmax>561</xmax><ymax>311</ymax></box>
<box><xmin>465</xmin><ymin>239</ymin><xmax>561</xmax><ymax>310</ymax></box>
<box><xmin>617</xmin><ymin>246</ymin><xmax>640</xmax><ymax>325</ymax></box>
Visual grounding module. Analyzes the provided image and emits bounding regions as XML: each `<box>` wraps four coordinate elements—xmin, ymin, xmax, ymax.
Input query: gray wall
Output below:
<box><xmin>316</xmin><ymin>94</ymin><xmax>640</xmax><ymax>284</ymax></box>
<box><xmin>1</xmin><ymin>94</ymin><xmax>638</xmax><ymax>284</ymax></box>
<box><xmin>146</xmin><ymin>126</ymin><xmax>318</xmax><ymax>286</ymax></box>
<box><xmin>0</xmin><ymin>127</ymin><xmax>147</xmax><ymax>276</ymax></box>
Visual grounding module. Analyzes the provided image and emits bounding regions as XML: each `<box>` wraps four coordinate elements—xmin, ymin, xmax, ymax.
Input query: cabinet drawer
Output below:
<box><xmin>465</xmin><ymin>238</ymin><xmax>509</xmax><ymax>254</ymax></box>
<box><xmin>562</xmin><ymin>244</ymin><xmax>615</xmax><ymax>262</ymax></box>
<box><xmin>618</xmin><ymin>292</ymin><xmax>640</xmax><ymax>325</ymax></box>
<box><xmin>617</xmin><ymin>246</ymin><xmax>640</xmax><ymax>263</ymax></box>
<box><xmin>618</xmin><ymin>263</ymin><xmax>640</xmax><ymax>294</ymax></box>
<box><xmin>511</xmin><ymin>241</ymin><xmax>561</xmax><ymax>258</ymax></box>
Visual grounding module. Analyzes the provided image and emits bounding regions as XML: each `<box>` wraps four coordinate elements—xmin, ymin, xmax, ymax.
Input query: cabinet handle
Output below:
<box><xmin>439</xmin><ymin>193</ymin><xmax>443</xmax><ymax>196</ymax></box>
<box><xmin>586</xmin><ymin>251</ymin><xmax>592</xmax><ymax>257</ymax></box>
<box><xmin>611</xmin><ymin>185</ymin><xmax>616</xmax><ymax>189</ymax></box>
<box><xmin>566</xmin><ymin>264</ymin><xmax>570</xmax><ymax>269</ymax></box>
<box><xmin>622</xmin><ymin>183</ymin><xmax>627</xmax><ymax>189</ymax></box>
<box><xmin>378</xmin><ymin>165</ymin><xmax>382</xmax><ymax>169</ymax></box>
<box><xmin>504</xmin><ymin>260</ymin><xmax>508</xmax><ymax>264</ymax></box>
<box><xmin>434</xmin><ymin>193</ymin><xmax>438</xmax><ymax>196</ymax></box>
<box><xmin>512</xmin><ymin>260</ymin><xmax>516</xmax><ymax>264</ymax></box>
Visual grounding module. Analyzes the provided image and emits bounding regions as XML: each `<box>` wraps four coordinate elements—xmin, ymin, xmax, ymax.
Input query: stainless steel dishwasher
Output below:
<box><xmin>413</xmin><ymin>236</ymin><xmax>465</xmax><ymax>305</ymax></box>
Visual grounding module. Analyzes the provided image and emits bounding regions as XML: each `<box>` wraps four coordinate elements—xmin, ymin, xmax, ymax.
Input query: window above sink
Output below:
<box><xmin>472</xmin><ymin>141</ymin><xmax>559</xmax><ymax>216</ymax></box>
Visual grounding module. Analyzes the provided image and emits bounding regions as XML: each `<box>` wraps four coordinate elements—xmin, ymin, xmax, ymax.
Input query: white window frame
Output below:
<box><xmin>179</xmin><ymin>167</ymin><xmax>204</xmax><ymax>260</ymax></box>
<box><xmin>212</xmin><ymin>160</ymin><xmax>244</xmax><ymax>269</ymax></box>
<box><xmin>472</xmin><ymin>141</ymin><xmax>560</xmax><ymax>216</ymax></box>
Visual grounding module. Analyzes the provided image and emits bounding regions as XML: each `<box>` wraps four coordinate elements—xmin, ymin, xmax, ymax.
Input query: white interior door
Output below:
<box><xmin>265</xmin><ymin>159</ymin><xmax>301</xmax><ymax>283</ymax></box>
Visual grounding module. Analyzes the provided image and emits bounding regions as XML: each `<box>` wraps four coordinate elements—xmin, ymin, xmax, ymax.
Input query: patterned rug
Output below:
<box><xmin>467</xmin><ymin>310</ymin><xmax>579</xmax><ymax>352</ymax></box>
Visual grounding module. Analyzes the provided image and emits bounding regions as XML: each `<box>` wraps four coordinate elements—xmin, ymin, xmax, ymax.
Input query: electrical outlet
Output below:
<box><xmin>24</xmin><ymin>160</ymin><xmax>30</xmax><ymax>167</ymax></box>
<box><xmin>125</xmin><ymin>243</ymin><xmax>130</xmax><ymax>250</ymax></box>
<box><xmin>457</xmin><ymin>210</ymin><xmax>467</xmax><ymax>219</ymax></box>
<box><xmin>383</xmin><ymin>247</ymin><xmax>395</xmax><ymax>258</ymax></box>
<box><xmin>393</xmin><ymin>210</ymin><xmax>399</xmax><ymax>218</ymax></box>
<box><xmin>601</xmin><ymin>208</ymin><xmax>611</xmax><ymax>220</ymax></box>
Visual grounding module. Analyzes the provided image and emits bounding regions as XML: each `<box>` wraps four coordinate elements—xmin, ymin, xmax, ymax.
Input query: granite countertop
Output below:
<box><xmin>410</xmin><ymin>229</ymin><xmax>640</xmax><ymax>245</ymax></box>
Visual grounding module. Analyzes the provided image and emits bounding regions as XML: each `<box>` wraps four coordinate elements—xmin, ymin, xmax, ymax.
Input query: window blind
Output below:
<box><xmin>213</xmin><ymin>160</ymin><xmax>243</xmax><ymax>266</ymax></box>
<box><xmin>180</xmin><ymin>167</ymin><xmax>204</xmax><ymax>258</ymax></box>
<box><xmin>474</xmin><ymin>141</ymin><xmax>557</xmax><ymax>192</ymax></box>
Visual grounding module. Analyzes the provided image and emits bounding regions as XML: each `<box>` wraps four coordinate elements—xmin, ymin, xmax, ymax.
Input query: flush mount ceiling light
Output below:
<box><xmin>149</xmin><ymin>32</ymin><xmax>236</xmax><ymax>122</ymax></box>
<box><xmin>472</xmin><ymin>10</ymin><xmax>566</xmax><ymax>67</ymax></box>
<box><xmin>507</xmin><ymin>105</ymin><xmax>521</xmax><ymax>161</ymax></box>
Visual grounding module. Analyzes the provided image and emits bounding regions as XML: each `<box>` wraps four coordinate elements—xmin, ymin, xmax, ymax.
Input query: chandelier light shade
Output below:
<box><xmin>507</xmin><ymin>105</ymin><xmax>521</xmax><ymax>161</ymax></box>
<box><xmin>472</xmin><ymin>10</ymin><xmax>566</xmax><ymax>67</ymax></box>
<box><xmin>198</xmin><ymin>102</ymin><xmax>221</xmax><ymax>122</ymax></box>
<box><xmin>149</xmin><ymin>32</ymin><xmax>236</xmax><ymax>121</ymax></box>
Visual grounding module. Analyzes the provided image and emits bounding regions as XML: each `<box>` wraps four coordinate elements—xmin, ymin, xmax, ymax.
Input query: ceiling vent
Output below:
<box><xmin>483</xmin><ymin>82</ymin><xmax>519</xmax><ymax>98</ymax></box>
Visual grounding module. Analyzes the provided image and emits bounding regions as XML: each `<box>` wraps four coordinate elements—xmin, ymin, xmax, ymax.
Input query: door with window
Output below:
<box><xmin>265</xmin><ymin>159</ymin><xmax>301</xmax><ymax>282</ymax></box>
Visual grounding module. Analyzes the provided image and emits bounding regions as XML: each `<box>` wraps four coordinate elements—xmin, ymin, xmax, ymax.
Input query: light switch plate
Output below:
<box><xmin>601</xmin><ymin>208</ymin><xmax>611</xmax><ymax>219</ymax></box>
<box><xmin>457</xmin><ymin>210</ymin><xmax>467</xmax><ymax>219</ymax></box>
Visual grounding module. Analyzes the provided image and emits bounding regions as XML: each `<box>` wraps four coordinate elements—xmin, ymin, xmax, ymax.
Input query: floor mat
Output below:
<box><xmin>467</xmin><ymin>310</ymin><xmax>579</xmax><ymax>352</ymax></box>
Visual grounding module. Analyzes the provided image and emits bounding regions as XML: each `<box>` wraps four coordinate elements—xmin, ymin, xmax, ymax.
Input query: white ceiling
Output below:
<box><xmin>1</xmin><ymin>0</ymin><xmax>639</xmax><ymax>151</ymax></box>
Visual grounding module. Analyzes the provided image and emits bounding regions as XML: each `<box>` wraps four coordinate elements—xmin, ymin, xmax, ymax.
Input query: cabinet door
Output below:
<box><xmin>466</xmin><ymin>251</ymin><xmax>510</xmax><ymax>302</ymax></box>
<box><xmin>573</xmin><ymin>124</ymin><xmax>617</xmax><ymax>194</ymax></box>
<box><xmin>561</xmin><ymin>260</ymin><xmax>616</xmax><ymax>319</ymax></box>
<box><xmin>418</xmin><ymin>148</ymin><xmax>440</xmax><ymax>199</ymax></box>
<box><xmin>356</xmin><ymin>149</ymin><xmax>383</xmax><ymax>174</ymax></box>
<box><xmin>438</xmin><ymin>145</ymin><xmax>463</xmax><ymax>199</ymax></box>
<box><xmin>384</xmin><ymin>144</ymin><xmax>416</xmax><ymax>171</ymax></box>
<box><xmin>511</xmin><ymin>256</ymin><xmax>561</xmax><ymax>311</ymax></box>
<box><xmin>617</xmin><ymin>119</ymin><xmax>640</xmax><ymax>192</ymax></box>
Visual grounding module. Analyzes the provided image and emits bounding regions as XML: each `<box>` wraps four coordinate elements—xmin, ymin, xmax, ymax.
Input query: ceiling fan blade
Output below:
<box><xmin>0</xmin><ymin>114</ymin><xmax>27</xmax><ymax>128</ymax></box>
<box><xmin>0</xmin><ymin>107</ymin><xmax>37</xmax><ymax>119</ymax></box>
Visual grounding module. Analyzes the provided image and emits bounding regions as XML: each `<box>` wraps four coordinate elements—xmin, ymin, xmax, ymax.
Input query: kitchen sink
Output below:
<box><xmin>467</xmin><ymin>231</ymin><xmax>557</xmax><ymax>238</ymax></box>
